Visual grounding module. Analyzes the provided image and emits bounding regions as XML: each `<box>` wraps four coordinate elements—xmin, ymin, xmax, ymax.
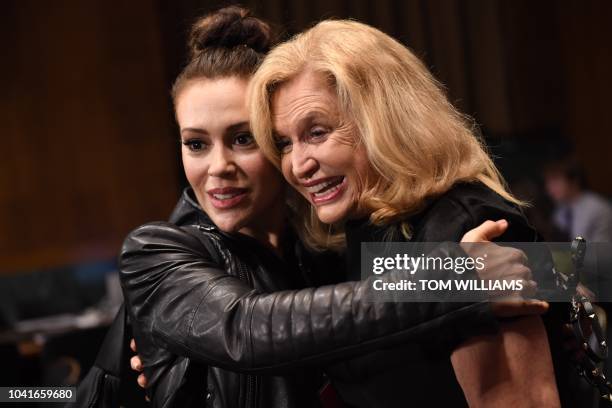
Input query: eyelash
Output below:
<box><xmin>310</xmin><ymin>126</ymin><xmax>328</xmax><ymax>138</ymax></box>
<box><xmin>183</xmin><ymin>139</ymin><xmax>205</xmax><ymax>152</ymax></box>
<box><xmin>182</xmin><ymin>132</ymin><xmax>254</xmax><ymax>153</ymax></box>
<box><xmin>233</xmin><ymin>132</ymin><xmax>255</xmax><ymax>147</ymax></box>
<box><xmin>274</xmin><ymin>126</ymin><xmax>329</xmax><ymax>154</ymax></box>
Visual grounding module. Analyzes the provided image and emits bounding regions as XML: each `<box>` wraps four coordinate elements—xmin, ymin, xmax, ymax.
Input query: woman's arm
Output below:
<box><xmin>120</xmin><ymin>222</ymin><xmax>538</xmax><ymax>374</ymax></box>
<box><xmin>452</xmin><ymin>316</ymin><xmax>560</xmax><ymax>408</ymax></box>
<box><xmin>451</xmin><ymin>216</ymin><xmax>560</xmax><ymax>407</ymax></box>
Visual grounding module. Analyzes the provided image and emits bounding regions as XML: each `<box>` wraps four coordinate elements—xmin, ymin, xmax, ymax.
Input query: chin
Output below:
<box><xmin>210</xmin><ymin>214</ymin><xmax>244</xmax><ymax>233</ymax></box>
<box><xmin>315</xmin><ymin>205</ymin><xmax>348</xmax><ymax>225</ymax></box>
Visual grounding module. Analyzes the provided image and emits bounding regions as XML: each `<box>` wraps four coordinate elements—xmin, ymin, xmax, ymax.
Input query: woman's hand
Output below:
<box><xmin>130</xmin><ymin>339</ymin><xmax>149</xmax><ymax>394</ymax></box>
<box><xmin>460</xmin><ymin>219</ymin><xmax>549</xmax><ymax>317</ymax></box>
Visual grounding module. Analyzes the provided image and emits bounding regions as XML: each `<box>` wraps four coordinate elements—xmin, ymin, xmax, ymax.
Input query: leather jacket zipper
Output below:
<box><xmin>237</xmin><ymin>259</ymin><xmax>252</xmax><ymax>286</ymax></box>
<box><xmin>237</xmin><ymin>260</ymin><xmax>257</xmax><ymax>408</ymax></box>
<box><xmin>245</xmin><ymin>374</ymin><xmax>258</xmax><ymax>408</ymax></box>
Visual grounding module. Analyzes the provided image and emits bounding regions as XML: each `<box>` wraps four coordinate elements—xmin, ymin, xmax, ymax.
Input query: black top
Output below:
<box><xmin>332</xmin><ymin>182</ymin><xmax>570</xmax><ymax>407</ymax></box>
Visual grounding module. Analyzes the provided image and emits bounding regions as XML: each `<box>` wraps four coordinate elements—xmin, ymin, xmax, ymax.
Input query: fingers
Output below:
<box><xmin>137</xmin><ymin>373</ymin><xmax>148</xmax><ymax>388</ymax></box>
<box><xmin>461</xmin><ymin>219</ymin><xmax>508</xmax><ymax>243</ymax></box>
<box><xmin>520</xmin><ymin>279</ymin><xmax>538</xmax><ymax>298</ymax></box>
<box><xmin>460</xmin><ymin>221</ymin><xmax>548</xmax><ymax>317</ymax></box>
<box><xmin>512</xmin><ymin>262</ymin><xmax>532</xmax><ymax>282</ymax></box>
<box><xmin>485</xmin><ymin>280</ymin><xmax>536</xmax><ymax>301</ymax></box>
<box><xmin>131</xmin><ymin>355</ymin><xmax>143</xmax><ymax>372</ymax></box>
<box><xmin>577</xmin><ymin>283</ymin><xmax>597</xmax><ymax>301</ymax></box>
<box><xmin>491</xmin><ymin>299</ymin><xmax>549</xmax><ymax>318</ymax></box>
<box><xmin>508</xmin><ymin>247</ymin><xmax>529</xmax><ymax>267</ymax></box>
<box><xmin>130</xmin><ymin>339</ymin><xmax>148</xmax><ymax>392</ymax></box>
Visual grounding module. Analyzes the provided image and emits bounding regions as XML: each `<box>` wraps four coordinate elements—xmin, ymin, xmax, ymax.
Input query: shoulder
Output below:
<box><xmin>410</xmin><ymin>182</ymin><xmax>538</xmax><ymax>242</ymax></box>
<box><xmin>119</xmin><ymin>221</ymin><xmax>225</xmax><ymax>281</ymax></box>
<box><xmin>579</xmin><ymin>192</ymin><xmax>612</xmax><ymax>215</ymax></box>
<box><xmin>122</xmin><ymin>221</ymin><xmax>211</xmax><ymax>255</ymax></box>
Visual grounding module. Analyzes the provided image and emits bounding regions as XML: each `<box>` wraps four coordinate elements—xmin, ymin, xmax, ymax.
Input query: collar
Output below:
<box><xmin>168</xmin><ymin>187</ymin><xmax>216</xmax><ymax>230</ymax></box>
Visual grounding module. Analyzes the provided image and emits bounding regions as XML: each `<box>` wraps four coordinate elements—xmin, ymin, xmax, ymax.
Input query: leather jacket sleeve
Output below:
<box><xmin>120</xmin><ymin>222</ymin><xmax>498</xmax><ymax>374</ymax></box>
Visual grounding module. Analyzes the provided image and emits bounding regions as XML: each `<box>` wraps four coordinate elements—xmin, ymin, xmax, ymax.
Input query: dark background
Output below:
<box><xmin>1</xmin><ymin>0</ymin><xmax>611</xmax><ymax>388</ymax></box>
<box><xmin>2</xmin><ymin>0</ymin><xmax>611</xmax><ymax>275</ymax></box>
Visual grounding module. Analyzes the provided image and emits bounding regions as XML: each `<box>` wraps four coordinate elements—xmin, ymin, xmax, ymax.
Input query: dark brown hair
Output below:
<box><xmin>172</xmin><ymin>6</ymin><xmax>273</xmax><ymax>102</ymax></box>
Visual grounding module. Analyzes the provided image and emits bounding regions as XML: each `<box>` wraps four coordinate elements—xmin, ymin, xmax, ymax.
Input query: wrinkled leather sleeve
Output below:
<box><xmin>120</xmin><ymin>222</ymin><xmax>497</xmax><ymax>374</ymax></box>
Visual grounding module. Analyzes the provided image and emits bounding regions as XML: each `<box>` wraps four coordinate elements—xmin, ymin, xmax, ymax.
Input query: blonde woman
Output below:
<box><xmin>250</xmin><ymin>20</ymin><xmax>564</xmax><ymax>407</ymax></box>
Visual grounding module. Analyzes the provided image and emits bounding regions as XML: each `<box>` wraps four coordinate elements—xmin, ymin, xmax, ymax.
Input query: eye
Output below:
<box><xmin>274</xmin><ymin>137</ymin><xmax>292</xmax><ymax>154</ymax></box>
<box><xmin>183</xmin><ymin>139</ymin><xmax>206</xmax><ymax>152</ymax></box>
<box><xmin>233</xmin><ymin>132</ymin><xmax>255</xmax><ymax>147</ymax></box>
<box><xmin>308</xmin><ymin>126</ymin><xmax>329</xmax><ymax>141</ymax></box>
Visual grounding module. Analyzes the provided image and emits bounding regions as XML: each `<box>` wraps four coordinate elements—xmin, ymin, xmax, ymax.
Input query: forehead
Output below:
<box><xmin>176</xmin><ymin>77</ymin><xmax>249</xmax><ymax>127</ymax></box>
<box><xmin>271</xmin><ymin>70</ymin><xmax>338</xmax><ymax>130</ymax></box>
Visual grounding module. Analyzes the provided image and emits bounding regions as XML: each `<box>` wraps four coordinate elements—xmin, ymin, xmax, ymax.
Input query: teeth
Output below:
<box><xmin>306</xmin><ymin>177</ymin><xmax>343</xmax><ymax>194</ymax></box>
<box><xmin>313</xmin><ymin>182</ymin><xmax>342</xmax><ymax>197</ymax></box>
<box><xmin>213</xmin><ymin>192</ymin><xmax>240</xmax><ymax>200</ymax></box>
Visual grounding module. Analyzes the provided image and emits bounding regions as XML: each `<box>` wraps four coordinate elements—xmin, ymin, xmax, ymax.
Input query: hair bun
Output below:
<box><xmin>189</xmin><ymin>6</ymin><xmax>272</xmax><ymax>57</ymax></box>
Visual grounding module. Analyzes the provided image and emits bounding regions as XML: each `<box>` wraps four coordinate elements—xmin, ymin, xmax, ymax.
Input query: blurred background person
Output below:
<box><xmin>544</xmin><ymin>157</ymin><xmax>612</xmax><ymax>243</ymax></box>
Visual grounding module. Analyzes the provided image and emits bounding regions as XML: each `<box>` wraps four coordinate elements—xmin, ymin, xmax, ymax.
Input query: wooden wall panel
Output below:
<box><xmin>397</xmin><ymin>0</ymin><xmax>430</xmax><ymax>57</ymax></box>
<box><xmin>1</xmin><ymin>0</ymin><xmax>179</xmax><ymax>273</ymax></box>
<box><xmin>3</xmin><ymin>0</ymin><xmax>611</xmax><ymax>275</ymax></box>
<box><xmin>423</xmin><ymin>0</ymin><xmax>471</xmax><ymax>113</ymax></box>
<box><xmin>557</xmin><ymin>1</ymin><xmax>612</xmax><ymax>196</ymax></box>
<box><xmin>498</xmin><ymin>0</ymin><xmax>565</xmax><ymax>135</ymax></box>
<box><xmin>462</xmin><ymin>0</ymin><xmax>513</xmax><ymax>134</ymax></box>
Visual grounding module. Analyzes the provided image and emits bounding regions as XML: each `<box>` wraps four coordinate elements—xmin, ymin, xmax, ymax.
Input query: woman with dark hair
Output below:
<box><xmin>119</xmin><ymin>7</ymin><xmax>548</xmax><ymax>408</ymax></box>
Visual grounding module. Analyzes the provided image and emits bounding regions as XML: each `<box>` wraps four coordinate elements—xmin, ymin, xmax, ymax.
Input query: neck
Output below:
<box><xmin>238</xmin><ymin>205</ymin><xmax>287</xmax><ymax>255</ymax></box>
<box><xmin>240</xmin><ymin>226</ymin><xmax>284</xmax><ymax>253</ymax></box>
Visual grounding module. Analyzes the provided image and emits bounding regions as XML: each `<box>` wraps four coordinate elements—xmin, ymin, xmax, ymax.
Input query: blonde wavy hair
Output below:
<box><xmin>249</xmin><ymin>19</ymin><xmax>521</xmax><ymax>251</ymax></box>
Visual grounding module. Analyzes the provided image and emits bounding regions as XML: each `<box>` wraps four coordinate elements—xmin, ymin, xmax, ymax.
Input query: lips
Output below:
<box><xmin>302</xmin><ymin>176</ymin><xmax>346</xmax><ymax>204</ymax></box>
<box><xmin>207</xmin><ymin>187</ymin><xmax>249</xmax><ymax>209</ymax></box>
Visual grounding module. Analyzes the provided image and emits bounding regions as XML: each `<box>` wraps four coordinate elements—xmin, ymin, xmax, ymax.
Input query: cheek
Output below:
<box><xmin>354</xmin><ymin>149</ymin><xmax>372</xmax><ymax>179</ymax></box>
<box><xmin>182</xmin><ymin>154</ymin><xmax>207</xmax><ymax>186</ymax></box>
<box><xmin>345</xmin><ymin>148</ymin><xmax>374</xmax><ymax>198</ymax></box>
<box><xmin>334</xmin><ymin>144</ymin><xmax>366</xmax><ymax>177</ymax></box>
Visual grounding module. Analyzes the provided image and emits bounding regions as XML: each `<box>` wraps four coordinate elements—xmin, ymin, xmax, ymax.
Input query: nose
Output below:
<box><xmin>208</xmin><ymin>145</ymin><xmax>236</xmax><ymax>177</ymax></box>
<box><xmin>291</xmin><ymin>143</ymin><xmax>318</xmax><ymax>180</ymax></box>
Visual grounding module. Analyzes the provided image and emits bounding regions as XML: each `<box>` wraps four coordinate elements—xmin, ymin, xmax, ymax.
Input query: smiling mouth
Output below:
<box><xmin>207</xmin><ymin>188</ymin><xmax>248</xmax><ymax>209</ymax></box>
<box><xmin>305</xmin><ymin>176</ymin><xmax>346</xmax><ymax>204</ymax></box>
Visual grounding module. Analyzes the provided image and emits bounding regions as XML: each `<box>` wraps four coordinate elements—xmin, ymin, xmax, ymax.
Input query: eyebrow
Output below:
<box><xmin>180</xmin><ymin>127</ymin><xmax>207</xmax><ymax>136</ymax></box>
<box><xmin>180</xmin><ymin>121</ymin><xmax>249</xmax><ymax>137</ymax></box>
<box><xmin>225</xmin><ymin>121</ymin><xmax>249</xmax><ymax>133</ymax></box>
<box><xmin>294</xmin><ymin>112</ymin><xmax>329</xmax><ymax>132</ymax></box>
<box><xmin>297</xmin><ymin>112</ymin><xmax>316</xmax><ymax>122</ymax></box>
<box><xmin>298</xmin><ymin>110</ymin><xmax>334</xmax><ymax>127</ymax></box>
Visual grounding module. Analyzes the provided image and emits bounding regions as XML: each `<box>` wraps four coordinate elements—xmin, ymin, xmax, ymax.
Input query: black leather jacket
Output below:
<box><xmin>119</xmin><ymin>188</ymin><xmax>498</xmax><ymax>408</ymax></box>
